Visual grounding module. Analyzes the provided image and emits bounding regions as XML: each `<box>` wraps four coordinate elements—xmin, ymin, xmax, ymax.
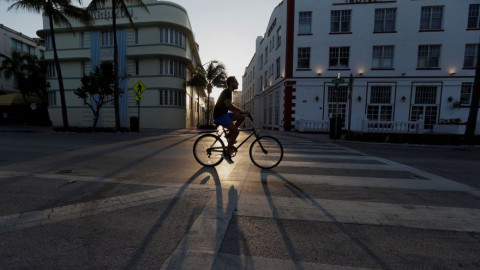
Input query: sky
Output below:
<box><xmin>0</xmin><ymin>0</ymin><xmax>282</xmax><ymax>101</ymax></box>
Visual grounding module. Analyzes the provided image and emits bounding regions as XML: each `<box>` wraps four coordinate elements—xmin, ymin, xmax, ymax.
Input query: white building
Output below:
<box><xmin>37</xmin><ymin>0</ymin><xmax>205</xmax><ymax>129</ymax></box>
<box><xmin>243</xmin><ymin>0</ymin><xmax>479</xmax><ymax>134</ymax></box>
<box><xmin>0</xmin><ymin>24</ymin><xmax>45</xmax><ymax>94</ymax></box>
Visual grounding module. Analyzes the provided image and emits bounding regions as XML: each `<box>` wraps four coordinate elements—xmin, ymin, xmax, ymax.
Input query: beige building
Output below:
<box><xmin>37</xmin><ymin>0</ymin><xmax>205</xmax><ymax>129</ymax></box>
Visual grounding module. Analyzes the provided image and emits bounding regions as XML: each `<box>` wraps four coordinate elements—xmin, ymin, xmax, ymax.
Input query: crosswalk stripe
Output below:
<box><xmin>283</xmin><ymin>148</ymin><xmax>360</xmax><ymax>153</ymax></box>
<box><xmin>235</xmin><ymin>195</ymin><xmax>480</xmax><ymax>232</ymax></box>
<box><xmin>279</xmin><ymin>161</ymin><xmax>406</xmax><ymax>171</ymax></box>
<box><xmin>285</xmin><ymin>153</ymin><xmax>375</xmax><ymax>160</ymax></box>
<box><xmin>256</xmin><ymin>173</ymin><xmax>472</xmax><ymax>192</ymax></box>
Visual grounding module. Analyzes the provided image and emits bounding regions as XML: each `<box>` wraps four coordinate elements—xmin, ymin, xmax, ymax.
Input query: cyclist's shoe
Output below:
<box><xmin>222</xmin><ymin>152</ymin><xmax>234</xmax><ymax>164</ymax></box>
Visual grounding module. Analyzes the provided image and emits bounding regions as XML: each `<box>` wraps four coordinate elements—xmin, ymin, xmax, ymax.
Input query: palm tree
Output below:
<box><xmin>187</xmin><ymin>61</ymin><xmax>227</xmax><ymax>125</ymax></box>
<box><xmin>88</xmin><ymin>0</ymin><xmax>148</xmax><ymax>130</ymax></box>
<box><xmin>0</xmin><ymin>51</ymin><xmax>31</xmax><ymax>108</ymax></box>
<box><xmin>7</xmin><ymin>0</ymin><xmax>93</xmax><ymax>129</ymax></box>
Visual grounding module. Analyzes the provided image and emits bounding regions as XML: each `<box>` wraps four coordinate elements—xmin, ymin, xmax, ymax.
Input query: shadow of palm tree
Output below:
<box><xmin>260</xmin><ymin>169</ymin><xmax>391</xmax><ymax>270</ymax></box>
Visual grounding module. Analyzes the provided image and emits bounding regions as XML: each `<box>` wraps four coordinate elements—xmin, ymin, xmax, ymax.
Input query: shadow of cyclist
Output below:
<box><xmin>125</xmin><ymin>166</ymin><xmax>222</xmax><ymax>269</ymax></box>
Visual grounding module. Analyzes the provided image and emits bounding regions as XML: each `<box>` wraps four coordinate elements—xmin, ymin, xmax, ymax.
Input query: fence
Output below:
<box><xmin>361</xmin><ymin>119</ymin><xmax>425</xmax><ymax>134</ymax></box>
<box><xmin>295</xmin><ymin>120</ymin><xmax>330</xmax><ymax>132</ymax></box>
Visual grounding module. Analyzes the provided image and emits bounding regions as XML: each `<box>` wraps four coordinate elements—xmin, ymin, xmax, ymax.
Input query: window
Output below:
<box><xmin>372</xmin><ymin>46</ymin><xmax>394</xmax><ymax>69</ymax></box>
<box><xmin>265</xmin><ymin>47</ymin><xmax>268</xmax><ymax>63</ymax></box>
<box><xmin>460</xmin><ymin>82</ymin><xmax>474</xmax><ymax>105</ymax></box>
<box><xmin>367</xmin><ymin>86</ymin><xmax>392</xmax><ymax>121</ymax></box>
<box><xmin>28</xmin><ymin>45</ymin><xmax>35</xmax><ymax>55</ymax></box>
<box><xmin>464</xmin><ymin>44</ymin><xmax>479</xmax><ymax>68</ymax></box>
<box><xmin>101</xmin><ymin>31</ymin><xmax>114</xmax><ymax>47</ymax></box>
<box><xmin>331</xmin><ymin>10</ymin><xmax>351</xmax><ymax>33</ymax></box>
<box><xmin>417</xmin><ymin>45</ymin><xmax>441</xmax><ymax>68</ymax></box>
<box><xmin>415</xmin><ymin>86</ymin><xmax>437</xmax><ymax>104</ymax></box>
<box><xmin>81</xmin><ymin>61</ymin><xmax>86</xmax><ymax>76</ymax></box>
<box><xmin>45</xmin><ymin>35</ymin><xmax>52</xmax><ymax>50</ymax></box>
<box><xmin>159</xmin><ymin>28</ymin><xmax>186</xmax><ymax>48</ymax></box>
<box><xmin>135</xmin><ymin>29</ymin><xmax>139</xmax><ymax>44</ymax></box>
<box><xmin>260</xmin><ymin>76</ymin><xmax>263</xmax><ymax>91</ymax></box>
<box><xmin>159</xmin><ymin>59</ymin><xmax>186</xmax><ymax>78</ymax></box>
<box><xmin>276</xmin><ymin>57</ymin><xmax>281</xmax><ymax>78</ymax></box>
<box><xmin>374</xmin><ymin>8</ymin><xmax>396</xmax><ymax>32</ymax></box>
<box><xmin>135</xmin><ymin>60</ymin><xmax>139</xmax><ymax>75</ymax></box>
<box><xmin>159</xmin><ymin>90</ymin><xmax>185</xmax><ymax>107</ymax></box>
<box><xmin>48</xmin><ymin>91</ymin><xmax>56</xmax><ymax>106</ymax></box>
<box><xmin>80</xmin><ymin>32</ymin><xmax>85</xmax><ymax>47</ymax></box>
<box><xmin>297</xmin><ymin>47</ymin><xmax>310</xmax><ymax>69</ymax></box>
<box><xmin>47</xmin><ymin>64</ymin><xmax>56</xmax><ymax>78</ymax></box>
<box><xmin>329</xmin><ymin>47</ymin><xmax>350</xmax><ymax>68</ymax></box>
<box><xmin>277</xmin><ymin>27</ymin><xmax>281</xmax><ymax>49</ymax></box>
<box><xmin>264</xmin><ymin>71</ymin><xmax>268</xmax><ymax>88</ymax></box>
<box><xmin>420</xmin><ymin>6</ymin><xmax>444</xmax><ymax>30</ymax></box>
<box><xmin>11</xmin><ymin>39</ymin><xmax>23</xmax><ymax>51</ymax></box>
<box><xmin>468</xmin><ymin>4</ymin><xmax>480</xmax><ymax>29</ymax></box>
<box><xmin>299</xmin><ymin>11</ymin><xmax>312</xmax><ymax>34</ymax></box>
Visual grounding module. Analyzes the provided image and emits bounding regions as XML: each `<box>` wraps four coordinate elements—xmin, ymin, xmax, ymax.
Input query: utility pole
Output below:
<box><xmin>465</xmin><ymin>43</ymin><xmax>480</xmax><ymax>141</ymax></box>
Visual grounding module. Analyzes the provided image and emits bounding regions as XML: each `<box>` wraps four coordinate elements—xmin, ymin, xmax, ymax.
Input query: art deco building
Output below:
<box><xmin>37</xmin><ymin>0</ymin><xmax>205</xmax><ymax>128</ymax></box>
<box><xmin>243</xmin><ymin>0</ymin><xmax>479</xmax><ymax>134</ymax></box>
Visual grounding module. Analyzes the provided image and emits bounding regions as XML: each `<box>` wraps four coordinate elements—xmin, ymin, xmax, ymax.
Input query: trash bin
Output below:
<box><xmin>329</xmin><ymin>116</ymin><xmax>342</xmax><ymax>139</ymax></box>
<box><xmin>130</xmin><ymin>116</ymin><xmax>139</xmax><ymax>132</ymax></box>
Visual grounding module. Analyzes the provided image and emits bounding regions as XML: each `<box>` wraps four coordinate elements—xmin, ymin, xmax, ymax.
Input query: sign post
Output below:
<box><xmin>132</xmin><ymin>80</ymin><xmax>146</xmax><ymax>131</ymax></box>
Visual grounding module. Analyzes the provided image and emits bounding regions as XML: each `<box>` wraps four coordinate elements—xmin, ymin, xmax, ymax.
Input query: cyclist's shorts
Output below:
<box><xmin>214</xmin><ymin>113</ymin><xmax>235</xmax><ymax>127</ymax></box>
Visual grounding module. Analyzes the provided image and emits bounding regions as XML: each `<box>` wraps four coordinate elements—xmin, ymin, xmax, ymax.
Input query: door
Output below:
<box><xmin>410</xmin><ymin>85</ymin><xmax>439</xmax><ymax>129</ymax></box>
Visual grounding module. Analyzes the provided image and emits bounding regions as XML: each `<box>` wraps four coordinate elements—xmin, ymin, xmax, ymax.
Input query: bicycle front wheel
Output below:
<box><xmin>193</xmin><ymin>134</ymin><xmax>225</xmax><ymax>167</ymax></box>
<box><xmin>249</xmin><ymin>136</ymin><xmax>283</xmax><ymax>169</ymax></box>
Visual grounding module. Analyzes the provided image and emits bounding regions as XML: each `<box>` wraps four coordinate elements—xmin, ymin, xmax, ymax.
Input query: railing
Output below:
<box><xmin>295</xmin><ymin>120</ymin><xmax>330</xmax><ymax>132</ymax></box>
<box><xmin>362</xmin><ymin>119</ymin><xmax>424</xmax><ymax>134</ymax></box>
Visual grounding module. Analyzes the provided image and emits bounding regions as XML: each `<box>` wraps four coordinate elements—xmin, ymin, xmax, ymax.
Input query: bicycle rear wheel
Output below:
<box><xmin>193</xmin><ymin>134</ymin><xmax>225</xmax><ymax>167</ymax></box>
<box><xmin>249</xmin><ymin>136</ymin><xmax>283</xmax><ymax>169</ymax></box>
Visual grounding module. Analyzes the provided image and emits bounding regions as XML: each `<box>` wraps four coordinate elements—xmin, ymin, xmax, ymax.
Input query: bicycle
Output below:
<box><xmin>193</xmin><ymin>113</ymin><xmax>283</xmax><ymax>169</ymax></box>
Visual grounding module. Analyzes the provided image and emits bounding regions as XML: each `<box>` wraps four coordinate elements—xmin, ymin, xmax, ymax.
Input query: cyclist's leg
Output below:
<box><xmin>232</xmin><ymin>113</ymin><xmax>246</xmax><ymax>128</ymax></box>
<box><xmin>215</xmin><ymin>113</ymin><xmax>237</xmax><ymax>155</ymax></box>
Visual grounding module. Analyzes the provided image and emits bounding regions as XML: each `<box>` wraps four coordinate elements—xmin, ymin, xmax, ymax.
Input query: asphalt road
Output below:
<box><xmin>0</xmin><ymin>129</ymin><xmax>479</xmax><ymax>269</ymax></box>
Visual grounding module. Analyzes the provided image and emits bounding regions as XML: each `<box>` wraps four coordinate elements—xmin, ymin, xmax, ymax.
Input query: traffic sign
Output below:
<box><xmin>133</xmin><ymin>80</ymin><xmax>146</xmax><ymax>96</ymax></box>
<box><xmin>332</xmin><ymin>78</ymin><xmax>345</xmax><ymax>84</ymax></box>
<box><xmin>134</xmin><ymin>95</ymin><xmax>144</xmax><ymax>102</ymax></box>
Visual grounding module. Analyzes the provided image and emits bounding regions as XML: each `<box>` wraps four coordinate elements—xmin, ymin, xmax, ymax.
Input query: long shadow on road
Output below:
<box><xmin>260</xmin><ymin>169</ymin><xmax>391</xmax><ymax>270</ymax></box>
<box><xmin>125</xmin><ymin>166</ymin><xmax>227</xmax><ymax>269</ymax></box>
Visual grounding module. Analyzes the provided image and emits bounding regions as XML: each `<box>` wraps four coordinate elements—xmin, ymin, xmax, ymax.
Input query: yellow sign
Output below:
<box><xmin>134</xmin><ymin>95</ymin><xmax>144</xmax><ymax>101</ymax></box>
<box><xmin>133</xmin><ymin>80</ymin><xmax>146</xmax><ymax>96</ymax></box>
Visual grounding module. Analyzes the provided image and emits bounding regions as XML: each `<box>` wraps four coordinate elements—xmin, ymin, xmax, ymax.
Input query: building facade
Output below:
<box><xmin>0</xmin><ymin>24</ymin><xmax>45</xmax><ymax>94</ymax></box>
<box><xmin>243</xmin><ymin>0</ymin><xmax>479</xmax><ymax>134</ymax></box>
<box><xmin>37</xmin><ymin>0</ymin><xmax>205</xmax><ymax>129</ymax></box>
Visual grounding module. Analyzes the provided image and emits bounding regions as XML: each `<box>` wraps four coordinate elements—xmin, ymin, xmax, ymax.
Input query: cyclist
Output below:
<box><xmin>213</xmin><ymin>76</ymin><xmax>246</xmax><ymax>164</ymax></box>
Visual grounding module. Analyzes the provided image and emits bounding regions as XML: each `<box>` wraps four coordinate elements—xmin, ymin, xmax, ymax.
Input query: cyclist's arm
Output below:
<box><xmin>225</xmin><ymin>99</ymin><xmax>246</xmax><ymax>114</ymax></box>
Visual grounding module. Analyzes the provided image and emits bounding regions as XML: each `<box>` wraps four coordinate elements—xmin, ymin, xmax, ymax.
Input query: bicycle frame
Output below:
<box><xmin>209</xmin><ymin>114</ymin><xmax>267</xmax><ymax>154</ymax></box>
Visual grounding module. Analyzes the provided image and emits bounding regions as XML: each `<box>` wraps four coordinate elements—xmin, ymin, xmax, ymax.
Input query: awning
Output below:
<box><xmin>0</xmin><ymin>93</ymin><xmax>41</xmax><ymax>106</ymax></box>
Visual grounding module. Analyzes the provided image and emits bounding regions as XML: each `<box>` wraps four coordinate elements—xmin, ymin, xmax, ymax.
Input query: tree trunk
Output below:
<box><xmin>112</xmin><ymin>1</ymin><xmax>121</xmax><ymax>130</ymax></box>
<box><xmin>465</xmin><ymin>43</ymin><xmax>480</xmax><ymax>141</ymax></box>
<box><xmin>49</xmin><ymin>14</ymin><xmax>69</xmax><ymax>128</ymax></box>
<box><xmin>206</xmin><ymin>92</ymin><xmax>210</xmax><ymax>125</ymax></box>
<box><xmin>93</xmin><ymin>111</ymin><xmax>100</xmax><ymax>128</ymax></box>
